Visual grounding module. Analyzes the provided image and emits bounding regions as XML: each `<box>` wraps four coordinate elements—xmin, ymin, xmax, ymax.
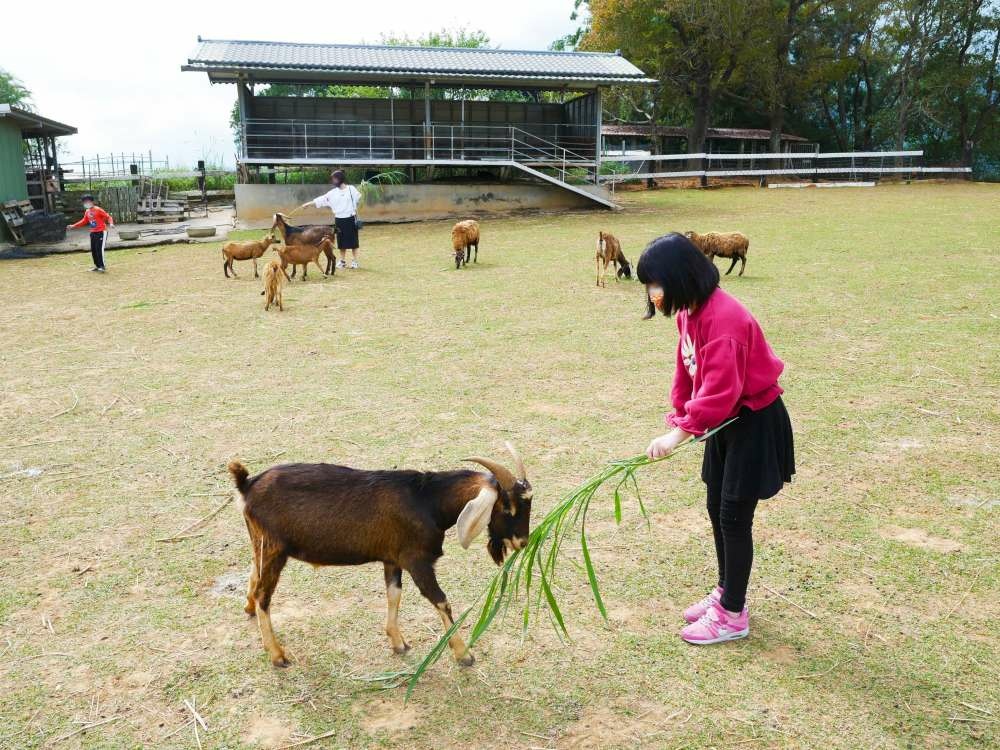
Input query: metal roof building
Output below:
<box><xmin>183</xmin><ymin>38</ymin><xmax>656</xmax><ymax>88</ymax></box>
<box><xmin>184</xmin><ymin>38</ymin><xmax>656</xmax><ymax>211</ymax></box>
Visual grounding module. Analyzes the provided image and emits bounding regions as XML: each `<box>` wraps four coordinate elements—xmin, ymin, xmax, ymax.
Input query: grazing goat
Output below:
<box><xmin>228</xmin><ymin>443</ymin><xmax>532</xmax><ymax>668</ymax></box>
<box><xmin>452</xmin><ymin>219</ymin><xmax>480</xmax><ymax>269</ymax></box>
<box><xmin>595</xmin><ymin>231</ymin><xmax>632</xmax><ymax>287</ymax></box>
<box><xmin>685</xmin><ymin>230</ymin><xmax>749</xmax><ymax>276</ymax></box>
<box><xmin>222</xmin><ymin>234</ymin><xmax>277</xmax><ymax>278</ymax></box>
<box><xmin>272</xmin><ymin>213</ymin><xmax>337</xmax><ymax>276</ymax></box>
<box><xmin>274</xmin><ymin>239</ymin><xmax>332</xmax><ymax>281</ymax></box>
<box><xmin>261</xmin><ymin>258</ymin><xmax>291</xmax><ymax>311</ymax></box>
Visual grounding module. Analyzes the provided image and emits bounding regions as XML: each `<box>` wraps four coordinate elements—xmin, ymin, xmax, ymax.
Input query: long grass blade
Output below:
<box><xmin>397</xmin><ymin>417</ymin><xmax>737</xmax><ymax>695</ymax></box>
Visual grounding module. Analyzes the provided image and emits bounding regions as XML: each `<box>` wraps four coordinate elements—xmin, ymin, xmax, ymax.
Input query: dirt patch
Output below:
<box><xmin>356</xmin><ymin>696</ymin><xmax>423</xmax><ymax>736</ymax></box>
<box><xmin>879</xmin><ymin>525</ymin><xmax>964</xmax><ymax>553</ymax></box>
<box><xmin>210</xmin><ymin>570</ymin><xmax>249</xmax><ymax>598</ymax></box>
<box><xmin>761</xmin><ymin>644</ymin><xmax>799</xmax><ymax>665</ymax></box>
<box><xmin>559</xmin><ymin>701</ymin><xmax>682</xmax><ymax>749</ymax></box>
<box><xmin>243</xmin><ymin>715</ymin><xmax>293</xmax><ymax>748</ymax></box>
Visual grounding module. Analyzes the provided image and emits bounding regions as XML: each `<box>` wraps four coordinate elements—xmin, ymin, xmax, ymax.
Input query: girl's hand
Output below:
<box><xmin>646</xmin><ymin>428</ymin><xmax>693</xmax><ymax>459</ymax></box>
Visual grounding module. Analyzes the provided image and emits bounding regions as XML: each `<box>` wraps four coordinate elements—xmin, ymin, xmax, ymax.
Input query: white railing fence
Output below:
<box><xmin>241</xmin><ymin>119</ymin><xmax>599</xmax><ymax>183</ymax></box>
<box><xmin>599</xmin><ymin>150</ymin><xmax>971</xmax><ymax>183</ymax></box>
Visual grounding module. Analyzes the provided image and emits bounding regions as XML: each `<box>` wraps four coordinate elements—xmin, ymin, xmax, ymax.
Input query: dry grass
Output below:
<box><xmin>1</xmin><ymin>182</ymin><xmax>998</xmax><ymax>748</ymax></box>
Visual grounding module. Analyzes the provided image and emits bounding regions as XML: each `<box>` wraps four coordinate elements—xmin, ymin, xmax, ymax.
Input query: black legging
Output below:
<box><xmin>706</xmin><ymin>486</ymin><xmax>759</xmax><ymax>613</ymax></box>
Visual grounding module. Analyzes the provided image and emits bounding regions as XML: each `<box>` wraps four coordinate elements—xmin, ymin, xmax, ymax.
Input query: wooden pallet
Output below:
<box><xmin>1</xmin><ymin>200</ymin><xmax>36</xmax><ymax>245</ymax></box>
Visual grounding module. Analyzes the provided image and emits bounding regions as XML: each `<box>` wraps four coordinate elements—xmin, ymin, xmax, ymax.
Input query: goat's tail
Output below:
<box><xmin>228</xmin><ymin>460</ymin><xmax>251</xmax><ymax>494</ymax></box>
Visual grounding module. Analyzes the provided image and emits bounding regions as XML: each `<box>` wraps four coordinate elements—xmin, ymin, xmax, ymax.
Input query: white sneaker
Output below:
<box><xmin>350</xmin><ymin>261</ymin><xmax>359</xmax><ymax>269</ymax></box>
<box><xmin>336</xmin><ymin>259</ymin><xmax>346</xmax><ymax>269</ymax></box>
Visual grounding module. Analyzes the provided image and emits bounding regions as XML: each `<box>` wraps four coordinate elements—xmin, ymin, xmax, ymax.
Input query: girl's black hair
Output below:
<box><xmin>636</xmin><ymin>232</ymin><xmax>720</xmax><ymax>318</ymax></box>
<box><xmin>331</xmin><ymin>169</ymin><xmax>347</xmax><ymax>185</ymax></box>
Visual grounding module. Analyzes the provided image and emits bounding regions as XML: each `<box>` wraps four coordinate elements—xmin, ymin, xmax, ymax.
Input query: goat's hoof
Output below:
<box><xmin>457</xmin><ymin>653</ymin><xmax>475</xmax><ymax>668</ymax></box>
<box><xmin>271</xmin><ymin>655</ymin><xmax>290</xmax><ymax>668</ymax></box>
<box><xmin>392</xmin><ymin>642</ymin><xmax>411</xmax><ymax>655</ymax></box>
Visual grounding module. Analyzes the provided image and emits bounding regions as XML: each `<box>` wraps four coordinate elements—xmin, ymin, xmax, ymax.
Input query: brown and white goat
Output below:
<box><xmin>272</xmin><ymin>213</ymin><xmax>337</xmax><ymax>276</ymax></box>
<box><xmin>596</xmin><ymin>231</ymin><xmax>632</xmax><ymax>287</ymax></box>
<box><xmin>452</xmin><ymin>219</ymin><xmax>480</xmax><ymax>269</ymax></box>
<box><xmin>260</xmin><ymin>258</ymin><xmax>291</xmax><ymax>311</ymax></box>
<box><xmin>273</xmin><ymin>239</ymin><xmax>332</xmax><ymax>281</ymax></box>
<box><xmin>222</xmin><ymin>234</ymin><xmax>277</xmax><ymax>278</ymax></box>
<box><xmin>228</xmin><ymin>444</ymin><xmax>532</xmax><ymax>668</ymax></box>
<box><xmin>685</xmin><ymin>230</ymin><xmax>749</xmax><ymax>276</ymax></box>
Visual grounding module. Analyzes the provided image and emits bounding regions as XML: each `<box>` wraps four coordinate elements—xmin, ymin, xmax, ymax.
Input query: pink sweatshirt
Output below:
<box><xmin>666</xmin><ymin>288</ymin><xmax>784</xmax><ymax>436</ymax></box>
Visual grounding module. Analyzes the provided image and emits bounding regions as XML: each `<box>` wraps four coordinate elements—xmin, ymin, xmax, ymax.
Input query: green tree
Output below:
<box><xmin>582</xmin><ymin>0</ymin><xmax>760</xmax><ymax>158</ymax></box>
<box><xmin>0</xmin><ymin>69</ymin><xmax>33</xmax><ymax>110</ymax></box>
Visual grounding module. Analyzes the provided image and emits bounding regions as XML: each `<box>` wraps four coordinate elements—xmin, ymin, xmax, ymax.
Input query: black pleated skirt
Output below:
<box><xmin>335</xmin><ymin>216</ymin><xmax>359</xmax><ymax>250</ymax></box>
<box><xmin>701</xmin><ymin>396</ymin><xmax>795</xmax><ymax>502</ymax></box>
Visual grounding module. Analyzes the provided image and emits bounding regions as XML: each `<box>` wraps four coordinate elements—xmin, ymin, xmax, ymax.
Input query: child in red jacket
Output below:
<box><xmin>638</xmin><ymin>232</ymin><xmax>794</xmax><ymax>645</ymax></box>
<box><xmin>67</xmin><ymin>195</ymin><xmax>114</xmax><ymax>272</ymax></box>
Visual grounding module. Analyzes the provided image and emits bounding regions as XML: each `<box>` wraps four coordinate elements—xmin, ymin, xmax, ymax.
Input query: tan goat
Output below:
<box><xmin>685</xmin><ymin>231</ymin><xmax>749</xmax><ymax>276</ymax></box>
<box><xmin>595</xmin><ymin>231</ymin><xmax>632</xmax><ymax>287</ymax></box>
<box><xmin>274</xmin><ymin>239</ymin><xmax>332</xmax><ymax>281</ymax></box>
<box><xmin>223</xmin><ymin>234</ymin><xmax>277</xmax><ymax>278</ymax></box>
<box><xmin>452</xmin><ymin>220</ymin><xmax>480</xmax><ymax>269</ymax></box>
<box><xmin>261</xmin><ymin>258</ymin><xmax>292</xmax><ymax>311</ymax></box>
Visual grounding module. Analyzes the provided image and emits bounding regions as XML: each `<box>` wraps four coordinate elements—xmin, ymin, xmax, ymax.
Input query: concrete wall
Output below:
<box><xmin>235</xmin><ymin>182</ymin><xmax>602</xmax><ymax>225</ymax></box>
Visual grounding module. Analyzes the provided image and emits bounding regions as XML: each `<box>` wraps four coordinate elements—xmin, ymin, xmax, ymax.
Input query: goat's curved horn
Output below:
<box><xmin>464</xmin><ymin>456</ymin><xmax>516</xmax><ymax>492</ymax></box>
<box><xmin>504</xmin><ymin>442</ymin><xmax>526</xmax><ymax>481</ymax></box>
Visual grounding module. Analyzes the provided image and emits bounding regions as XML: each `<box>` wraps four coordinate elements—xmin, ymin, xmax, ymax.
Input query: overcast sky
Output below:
<box><xmin>4</xmin><ymin>0</ymin><xmax>581</xmax><ymax>169</ymax></box>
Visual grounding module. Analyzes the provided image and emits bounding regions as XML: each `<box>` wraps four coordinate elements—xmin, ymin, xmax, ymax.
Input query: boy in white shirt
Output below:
<box><xmin>298</xmin><ymin>170</ymin><xmax>363</xmax><ymax>269</ymax></box>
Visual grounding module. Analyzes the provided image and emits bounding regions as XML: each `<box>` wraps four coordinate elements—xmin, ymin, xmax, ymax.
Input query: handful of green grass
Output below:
<box><xmin>390</xmin><ymin>421</ymin><xmax>733</xmax><ymax>697</ymax></box>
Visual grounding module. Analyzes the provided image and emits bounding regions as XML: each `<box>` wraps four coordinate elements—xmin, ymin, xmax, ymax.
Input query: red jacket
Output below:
<box><xmin>71</xmin><ymin>206</ymin><xmax>113</xmax><ymax>232</ymax></box>
<box><xmin>666</xmin><ymin>288</ymin><xmax>784</xmax><ymax>436</ymax></box>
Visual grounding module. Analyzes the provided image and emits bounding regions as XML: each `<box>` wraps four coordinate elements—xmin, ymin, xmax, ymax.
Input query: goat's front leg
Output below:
<box><xmin>407</xmin><ymin>561</ymin><xmax>473</xmax><ymax>666</ymax></box>
<box><xmin>725</xmin><ymin>256</ymin><xmax>739</xmax><ymax>275</ymax></box>
<box><xmin>383</xmin><ymin>563</ymin><xmax>410</xmax><ymax>654</ymax></box>
<box><xmin>253</xmin><ymin>258</ymin><xmax>259</xmax><ymax>278</ymax></box>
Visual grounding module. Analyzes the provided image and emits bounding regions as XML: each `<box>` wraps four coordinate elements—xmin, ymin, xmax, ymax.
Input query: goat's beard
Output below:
<box><xmin>487</xmin><ymin>535</ymin><xmax>507</xmax><ymax>565</ymax></box>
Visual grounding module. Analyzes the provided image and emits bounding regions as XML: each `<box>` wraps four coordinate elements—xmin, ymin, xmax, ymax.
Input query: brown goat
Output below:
<box><xmin>685</xmin><ymin>230</ymin><xmax>749</xmax><ymax>276</ymax></box>
<box><xmin>228</xmin><ymin>444</ymin><xmax>532</xmax><ymax>668</ymax></box>
<box><xmin>595</xmin><ymin>231</ymin><xmax>632</xmax><ymax>287</ymax></box>
<box><xmin>272</xmin><ymin>213</ymin><xmax>337</xmax><ymax>276</ymax></box>
<box><xmin>222</xmin><ymin>234</ymin><xmax>277</xmax><ymax>278</ymax></box>
<box><xmin>261</xmin><ymin>258</ymin><xmax>291</xmax><ymax>311</ymax></box>
<box><xmin>452</xmin><ymin>219</ymin><xmax>480</xmax><ymax>269</ymax></box>
<box><xmin>274</xmin><ymin>239</ymin><xmax>332</xmax><ymax>281</ymax></box>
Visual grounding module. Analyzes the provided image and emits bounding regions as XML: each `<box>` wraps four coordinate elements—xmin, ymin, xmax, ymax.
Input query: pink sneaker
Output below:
<box><xmin>683</xmin><ymin>586</ymin><xmax>723</xmax><ymax>623</ymax></box>
<box><xmin>680</xmin><ymin>601</ymin><xmax>749</xmax><ymax>645</ymax></box>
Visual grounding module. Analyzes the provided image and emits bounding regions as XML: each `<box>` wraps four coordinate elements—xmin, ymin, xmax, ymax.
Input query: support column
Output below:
<box><xmin>424</xmin><ymin>80</ymin><xmax>432</xmax><ymax>161</ymax></box>
<box><xmin>593</xmin><ymin>88</ymin><xmax>602</xmax><ymax>184</ymax></box>
<box><xmin>237</xmin><ymin>79</ymin><xmax>250</xmax><ymax>160</ymax></box>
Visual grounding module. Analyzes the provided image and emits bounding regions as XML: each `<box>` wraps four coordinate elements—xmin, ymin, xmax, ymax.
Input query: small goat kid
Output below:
<box><xmin>228</xmin><ymin>444</ymin><xmax>532</xmax><ymax>668</ymax></box>
<box><xmin>222</xmin><ymin>234</ymin><xmax>277</xmax><ymax>278</ymax></box>
<box><xmin>452</xmin><ymin>219</ymin><xmax>480</xmax><ymax>269</ymax></box>
<box><xmin>274</xmin><ymin>239</ymin><xmax>332</xmax><ymax>281</ymax></box>
<box><xmin>261</xmin><ymin>258</ymin><xmax>291</xmax><ymax>311</ymax></box>
<box><xmin>271</xmin><ymin>213</ymin><xmax>337</xmax><ymax>276</ymax></box>
<box><xmin>685</xmin><ymin>230</ymin><xmax>749</xmax><ymax>276</ymax></box>
<box><xmin>595</xmin><ymin>231</ymin><xmax>632</xmax><ymax>287</ymax></box>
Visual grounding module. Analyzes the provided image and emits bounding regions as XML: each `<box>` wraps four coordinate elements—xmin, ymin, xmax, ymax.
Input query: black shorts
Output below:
<box><xmin>702</xmin><ymin>396</ymin><xmax>795</xmax><ymax>502</ymax></box>
<box><xmin>335</xmin><ymin>216</ymin><xmax>359</xmax><ymax>250</ymax></box>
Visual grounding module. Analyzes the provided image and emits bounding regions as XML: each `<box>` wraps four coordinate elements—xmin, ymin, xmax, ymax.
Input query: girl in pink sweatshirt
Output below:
<box><xmin>637</xmin><ymin>233</ymin><xmax>794</xmax><ymax>645</ymax></box>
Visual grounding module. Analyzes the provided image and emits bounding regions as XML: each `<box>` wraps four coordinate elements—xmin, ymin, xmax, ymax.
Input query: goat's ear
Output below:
<box><xmin>456</xmin><ymin>486</ymin><xmax>497</xmax><ymax>549</ymax></box>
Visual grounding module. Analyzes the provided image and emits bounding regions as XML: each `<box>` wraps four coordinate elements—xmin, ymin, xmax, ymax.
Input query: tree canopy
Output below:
<box><xmin>571</xmin><ymin>0</ymin><xmax>999</xmax><ymax>172</ymax></box>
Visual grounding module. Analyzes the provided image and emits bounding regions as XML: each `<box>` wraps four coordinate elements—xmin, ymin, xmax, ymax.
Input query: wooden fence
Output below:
<box><xmin>56</xmin><ymin>187</ymin><xmax>140</xmax><ymax>224</ymax></box>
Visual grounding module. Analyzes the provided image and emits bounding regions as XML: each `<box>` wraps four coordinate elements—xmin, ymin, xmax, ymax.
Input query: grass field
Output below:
<box><xmin>2</xmin><ymin>183</ymin><xmax>998</xmax><ymax>749</ymax></box>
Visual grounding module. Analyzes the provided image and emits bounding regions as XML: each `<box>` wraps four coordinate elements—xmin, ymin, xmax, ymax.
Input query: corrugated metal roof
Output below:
<box><xmin>0</xmin><ymin>104</ymin><xmax>77</xmax><ymax>137</ymax></box>
<box><xmin>183</xmin><ymin>38</ymin><xmax>655</xmax><ymax>85</ymax></box>
<box><xmin>603</xmin><ymin>124</ymin><xmax>808</xmax><ymax>142</ymax></box>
